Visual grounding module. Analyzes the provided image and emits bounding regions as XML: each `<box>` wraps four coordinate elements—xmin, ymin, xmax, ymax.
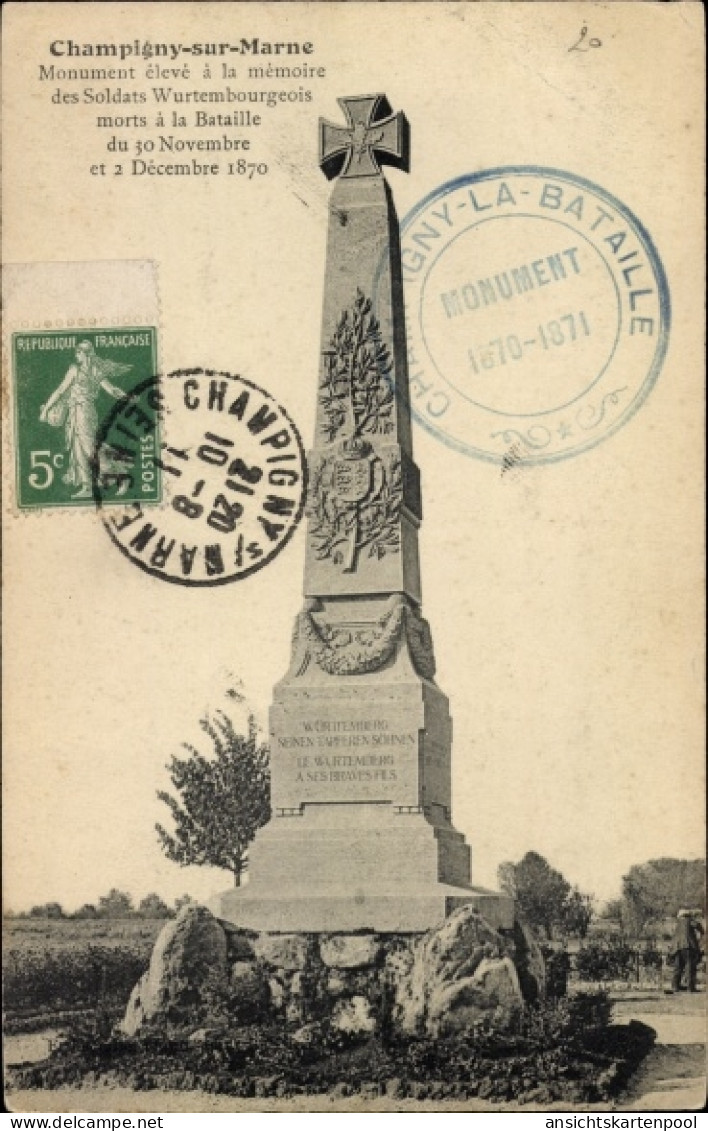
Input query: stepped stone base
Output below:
<box><xmin>209</xmin><ymin>881</ymin><xmax>514</xmax><ymax>933</ymax></box>
<box><xmin>209</xmin><ymin>803</ymin><xmax>512</xmax><ymax>933</ymax></box>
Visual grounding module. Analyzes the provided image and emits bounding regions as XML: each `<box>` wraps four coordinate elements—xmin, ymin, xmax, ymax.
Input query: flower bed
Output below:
<box><xmin>7</xmin><ymin>993</ymin><xmax>656</xmax><ymax>1105</ymax></box>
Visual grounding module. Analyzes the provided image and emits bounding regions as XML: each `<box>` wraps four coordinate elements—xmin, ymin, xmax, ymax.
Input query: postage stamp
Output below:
<box><xmin>12</xmin><ymin>327</ymin><xmax>159</xmax><ymax>509</ymax></box>
<box><xmin>392</xmin><ymin>167</ymin><xmax>670</xmax><ymax>465</ymax></box>
<box><xmin>94</xmin><ymin>369</ymin><xmax>307</xmax><ymax>586</ymax></box>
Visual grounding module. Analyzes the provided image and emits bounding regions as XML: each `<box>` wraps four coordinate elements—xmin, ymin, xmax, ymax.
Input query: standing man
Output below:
<box><xmin>669</xmin><ymin>909</ymin><xmax>702</xmax><ymax>992</ymax></box>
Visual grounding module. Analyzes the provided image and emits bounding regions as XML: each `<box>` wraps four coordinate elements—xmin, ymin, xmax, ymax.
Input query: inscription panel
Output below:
<box><xmin>271</xmin><ymin>708</ymin><xmax>422</xmax><ymax>810</ymax></box>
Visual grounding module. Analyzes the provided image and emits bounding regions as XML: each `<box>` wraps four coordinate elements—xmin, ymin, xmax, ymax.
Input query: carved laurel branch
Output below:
<box><xmin>320</xmin><ymin>289</ymin><xmax>395</xmax><ymax>443</ymax></box>
<box><xmin>289</xmin><ymin>596</ymin><xmax>436</xmax><ymax>679</ymax></box>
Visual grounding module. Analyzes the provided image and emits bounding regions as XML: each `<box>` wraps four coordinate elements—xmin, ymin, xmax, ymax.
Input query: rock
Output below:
<box><xmin>512</xmin><ymin>916</ymin><xmax>546</xmax><ymax>1002</ymax></box>
<box><xmin>326</xmin><ymin>971</ymin><xmax>349</xmax><ymax>996</ymax></box>
<box><xmin>230</xmin><ymin>960</ymin><xmax>270</xmax><ymax>1021</ymax></box>
<box><xmin>284</xmin><ymin>971</ymin><xmax>310</xmax><ymax>1023</ymax></box>
<box><xmin>474</xmin><ymin>956</ymin><xmax>522</xmax><ymax>1004</ymax></box>
<box><xmin>331</xmin><ymin>994</ymin><xmax>377</xmax><ymax>1035</ymax></box>
<box><xmin>319</xmin><ymin>934</ymin><xmax>381</xmax><ymax>969</ymax></box>
<box><xmin>429</xmin><ymin>956</ymin><xmax>523</xmax><ymax>1036</ymax></box>
<box><xmin>392</xmin><ymin>904</ymin><xmax>519</xmax><ymax>1036</ymax></box>
<box><xmin>120</xmin><ymin>905</ymin><xmax>228</xmax><ymax>1036</ymax></box>
<box><xmin>268</xmin><ymin>976</ymin><xmax>286</xmax><ymax>1010</ymax></box>
<box><xmin>290</xmin><ymin>1021</ymin><xmax>323</xmax><ymax>1046</ymax></box>
<box><xmin>387</xmin><ymin>940</ymin><xmax>426</xmax><ymax>1035</ymax></box>
<box><xmin>224</xmin><ymin>930</ymin><xmax>257</xmax><ymax>962</ymax></box>
<box><xmin>122</xmin><ymin>972</ymin><xmax>149</xmax><ymax>1038</ymax></box>
<box><xmin>424</xmin><ymin>904</ymin><xmax>505</xmax><ymax>977</ymax></box>
<box><xmin>384</xmin><ymin>1076</ymin><xmax>404</xmax><ymax>1098</ymax></box>
<box><xmin>285</xmin><ymin>1000</ymin><xmax>304</xmax><ymax>1024</ymax></box>
<box><xmin>188</xmin><ymin>1027</ymin><xmax>224</xmax><ymax>1043</ymax></box>
<box><xmin>429</xmin><ymin>980</ymin><xmax>497</xmax><ymax>1036</ymax></box>
<box><xmin>253</xmin><ymin>933</ymin><xmax>311</xmax><ymax>971</ymax></box>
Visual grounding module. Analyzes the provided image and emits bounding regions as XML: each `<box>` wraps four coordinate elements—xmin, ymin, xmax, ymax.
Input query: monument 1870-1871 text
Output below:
<box><xmin>213</xmin><ymin>94</ymin><xmax>513</xmax><ymax>934</ymax></box>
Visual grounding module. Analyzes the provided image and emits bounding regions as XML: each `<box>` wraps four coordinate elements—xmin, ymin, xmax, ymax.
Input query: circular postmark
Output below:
<box><xmin>92</xmin><ymin>369</ymin><xmax>307</xmax><ymax>585</ymax></box>
<box><xmin>391</xmin><ymin>167</ymin><xmax>670</xmax><ymax>464</ymax></box>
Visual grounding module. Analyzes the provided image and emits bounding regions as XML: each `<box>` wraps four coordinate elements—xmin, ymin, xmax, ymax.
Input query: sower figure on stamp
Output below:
<box><xmin>39</xmin><ymin>340</ymin><xmax>131</xmax><ymax>498</ymax></box>
<box><xmin>669</xmin><ymin>909</ymin><xmax>702</xmax><ymax>992</ymax></box>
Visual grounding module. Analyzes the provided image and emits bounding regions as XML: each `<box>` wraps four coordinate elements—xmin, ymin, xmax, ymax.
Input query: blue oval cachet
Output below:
<box><xmin>391</xmin><ymin>167</ymin><xmax>670</xmax><ymax>465</ymax></box>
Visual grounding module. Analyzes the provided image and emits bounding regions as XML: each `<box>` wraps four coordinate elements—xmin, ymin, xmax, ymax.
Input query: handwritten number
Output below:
<box><xmin>569</xmin><ymin>26</ymin><xmax>602</xmax><ymax>53</ymax></box>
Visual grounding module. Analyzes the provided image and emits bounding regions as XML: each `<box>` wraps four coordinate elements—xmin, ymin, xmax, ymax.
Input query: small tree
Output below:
<box><xmin>137</xmin><ymin>892</ymin><xmax>173</xmax><ymax>919</ymax></box>
<box><xmin>499</xmin><ymin>852</ymin><xmax>593</xmax><ymax>941</ymax></box>
<box><xmin>156</xmin><ymin>709</ymin><xmax>270</xmax><ymax>887</ymax></box>
<box><xmin>620</xmin><ymin>858</ymin><xmax>705</xmax><ymax>936</ymax></box>
<box><xmin>97</xmin><ymin>888</ymin><xmax>135</xmax><ymax>918</ymax></box>
<box><xmin>562</xmin><ymin>887</ymin><xmax>594</xmax><ymax>939</ymax></box>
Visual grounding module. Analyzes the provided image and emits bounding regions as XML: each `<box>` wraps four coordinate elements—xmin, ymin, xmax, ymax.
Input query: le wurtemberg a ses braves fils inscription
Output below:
<box><xmin>210</xmin><ymin>94</ymin><xmax>513</xmax><ymax>934</ymax></box>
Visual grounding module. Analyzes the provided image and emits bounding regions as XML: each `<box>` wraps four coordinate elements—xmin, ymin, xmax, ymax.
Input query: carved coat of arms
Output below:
<box><xmin>308</xmin><ymin>440</ymin><xmax>401</xmax><ymax>572</ymax></box>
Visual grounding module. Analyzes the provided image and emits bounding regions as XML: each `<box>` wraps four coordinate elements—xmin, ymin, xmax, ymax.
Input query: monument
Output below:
<box><xmin>214</xmin><ymin>95</ymin><xmax>513</xmax><ymax>934</ymax></box>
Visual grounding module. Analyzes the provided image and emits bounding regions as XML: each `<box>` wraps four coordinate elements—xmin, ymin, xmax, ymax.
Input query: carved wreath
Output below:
<box><xmin>289</xmin><ymin>596</ymin><xmax>436</xmax><ymax>679</ymax></box>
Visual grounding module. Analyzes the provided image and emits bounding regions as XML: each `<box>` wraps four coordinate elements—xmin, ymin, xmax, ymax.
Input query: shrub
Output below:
<box><xmin>543</xmin><ymin>947</ymin><xmax>571</xmax><ymax>999</ymax></box>
<box><xmin>3</xmin><ymin>944</ymin><xmax>147</xmax><ymax>1019</ymax></box>
<box><xmin>574</xmin><ymin>937</ymin><xmax>636</xmax><ymax>982</ymax></box>
<box><xmin>640</xmin><ymin>942</ymin><xmax>663</xmax><ymax>970</ymax></box>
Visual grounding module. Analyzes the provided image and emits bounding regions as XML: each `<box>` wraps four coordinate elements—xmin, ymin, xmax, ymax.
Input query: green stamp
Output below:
<box><xmin>12</xmin><ymin>327</ymin><xmax>160</xmax><ymax>510</ymax></box>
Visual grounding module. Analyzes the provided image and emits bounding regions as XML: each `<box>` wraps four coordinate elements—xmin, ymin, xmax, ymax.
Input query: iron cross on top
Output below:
<box><xmin>319</xmin><ymin>94</ymin><xmax>410</xmax><ymax>180</ymax></box>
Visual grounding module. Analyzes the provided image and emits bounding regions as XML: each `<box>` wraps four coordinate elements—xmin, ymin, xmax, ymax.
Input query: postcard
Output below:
<box><xmin>2</xmin><ymin>1</ymin><xmax>704</xmax><ymax>1115</ymax></box>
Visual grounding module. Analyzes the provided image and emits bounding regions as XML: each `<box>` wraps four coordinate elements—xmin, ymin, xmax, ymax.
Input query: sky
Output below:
<box><xmin>4</xmin><ymin>408</ymin><xmax>704</xmax><ymax>916</ymax></box>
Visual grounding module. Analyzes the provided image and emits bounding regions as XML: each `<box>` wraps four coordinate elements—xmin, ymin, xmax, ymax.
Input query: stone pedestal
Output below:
<box><xmin>210</xmin><ymin>594</ymin><xmax>513</xmax><ymax>933</ymax></box>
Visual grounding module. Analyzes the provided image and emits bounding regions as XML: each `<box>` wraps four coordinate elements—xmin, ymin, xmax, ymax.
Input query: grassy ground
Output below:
<box><xmin>3</xmin><ymin>918</ymin><xmax>166</xmax><ymax>1033</ymax></box>
<box><xmin>2</xmin><ymin>917</ymin><xmax>166</xmax><ymax>954</ymax></box>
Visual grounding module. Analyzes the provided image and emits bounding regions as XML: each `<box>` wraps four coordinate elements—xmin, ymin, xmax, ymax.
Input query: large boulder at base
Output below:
<box><xmin>121</xmin><ymin>905</ymin><xmax>228</xmax><ymax>1036</ymax></box>
<box><xmin>391</xmin><ymin>904</ymin><xmax>522</xmax><ymax>1036</ymax></box>
<box><xmin>120</xmin><ymin>904</ymin><xmax>540</xmax><ymax>1040</ymax></box>
<box><xmin>431</xmin><ymin>956</ymin><xmax>522</xmax><ymax>1036</ymax></box>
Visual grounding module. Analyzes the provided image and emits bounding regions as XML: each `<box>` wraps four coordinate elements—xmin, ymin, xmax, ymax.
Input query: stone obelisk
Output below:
<box><xmin>215</xmin><ymin>95</ymin><xmax>513</xmax><ymax>933</ymax></box>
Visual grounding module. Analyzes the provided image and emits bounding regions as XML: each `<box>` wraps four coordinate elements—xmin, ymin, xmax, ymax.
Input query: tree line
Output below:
<box><xmin>498</xmin><ymin>851</ymin><xmax>704</xmax><ymax>942</ymax></box>
<box><xmin>9</xmin><ymin>890</ymin><xmax>191</xmax><ymax>920</ymax></box>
